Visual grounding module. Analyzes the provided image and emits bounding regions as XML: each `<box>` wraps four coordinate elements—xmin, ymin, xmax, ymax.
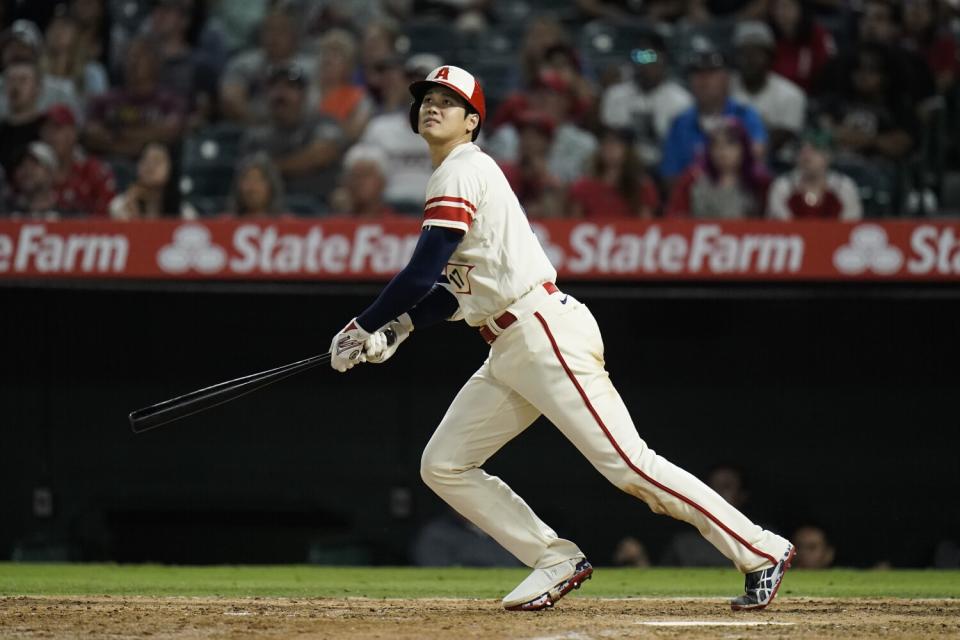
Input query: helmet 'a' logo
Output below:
<box><xmin>433</xmin><ymin>66</ymin><xmax>450</xmax><ymax>80</ymax></box>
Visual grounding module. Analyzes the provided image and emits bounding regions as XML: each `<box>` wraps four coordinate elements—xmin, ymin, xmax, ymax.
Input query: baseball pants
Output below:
<box><xmin>420</xmin><ymin>288</ymin><xmax>790</xmax><ymax>573</ymax></box>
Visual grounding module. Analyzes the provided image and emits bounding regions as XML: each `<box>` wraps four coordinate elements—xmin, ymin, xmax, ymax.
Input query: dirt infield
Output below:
<box><xmin>2</xmin><ymin>596</ymin><xmax>959</xmax><ymax>639</ymax></box>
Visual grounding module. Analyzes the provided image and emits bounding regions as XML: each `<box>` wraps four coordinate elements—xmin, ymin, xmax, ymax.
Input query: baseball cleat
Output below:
<box><xmin>730</xmin><ymin>543</ymin><xmax>796</xmax><ymax>611</ymax></box>
<box><xmin>502</xmin><ymin>557</ymin><xmax>593</xmax><ymax>611</ymax></box>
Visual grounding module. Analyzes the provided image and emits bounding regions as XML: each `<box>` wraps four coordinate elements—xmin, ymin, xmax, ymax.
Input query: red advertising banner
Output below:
<box><xmin>0</xmin><ymin>218</ymin><xmax>958</xmax><ymax>281</ymax></box>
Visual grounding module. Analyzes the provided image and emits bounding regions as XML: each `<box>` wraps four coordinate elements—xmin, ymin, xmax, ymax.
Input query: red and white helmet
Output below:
<box><xmin>409</xmin><ymin>65</ymin><xmax>486</xmax><ymax>141</ymax></box>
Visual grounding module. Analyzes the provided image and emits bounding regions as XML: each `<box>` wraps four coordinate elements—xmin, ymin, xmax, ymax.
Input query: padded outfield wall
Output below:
<box><xmin>2</xmin><ymin>278</ymin><xmax>958</xmax><ymax>568</ymax></box>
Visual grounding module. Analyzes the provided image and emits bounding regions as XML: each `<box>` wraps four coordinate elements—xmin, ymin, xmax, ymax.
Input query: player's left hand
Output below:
<box><xmin>330</xmin><ymin>318</ymin><xmax>371</xmax><ymax>373</ymax></box>
<box><xmin>365</xmin><ymin>313</ymin><xmax>413</xmax><ymax>364</ymax></box>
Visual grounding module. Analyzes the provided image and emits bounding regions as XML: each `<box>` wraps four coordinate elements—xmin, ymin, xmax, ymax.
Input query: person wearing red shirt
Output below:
<box><xmin>768</xmin><ymin>0</ymin><xmax>835</xmax><ymax>92</ymax></box>
<box><xmin>567</xmin><ymin>127</ymin><xmax>659</xmax><ymax>218</ymax></box>
<box><xmin>766</xmin><ymin>128</ymin><xmax>862</xmax><ymax>220</ymax></box>
<box><xmin>497</xmin><ymin>110</ymin><xmax>566</xmax><ymax>218</ymax></box>
<box><xmin>40</xmin><ymin>103</ymin><xmax>116</xmax><ymax>216</ymax></box>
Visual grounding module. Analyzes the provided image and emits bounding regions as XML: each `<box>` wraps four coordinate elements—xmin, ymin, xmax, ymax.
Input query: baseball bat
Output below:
<box><xmin>129</xmin><ymin>328</ymin><xmax>396</xmax><ymax>434</ymax></box>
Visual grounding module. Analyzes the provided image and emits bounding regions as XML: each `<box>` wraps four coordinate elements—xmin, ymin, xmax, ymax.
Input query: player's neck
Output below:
<box><xmin>428</xmin><ymin>136</ymin><xmax>471</xmax><ymax>168</ymax></box>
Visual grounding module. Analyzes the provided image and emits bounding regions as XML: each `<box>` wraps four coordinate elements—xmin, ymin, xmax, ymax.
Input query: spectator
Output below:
<box><xmin>240</xmin><ymin>62</ymin><xmax>345</xmax><ymax>200</ymax></box>
<box><xmin>226</xmin><ymin>152</ymin><xmax>285</xmax><ymax>218</ymax></box>
<box><xmin>540</xmin><ymin>43</ymin><xmax>596</xmax><ymax>118</ymax></box>
<box><xmin>498</xmin><ymin>110</ymin><xmax>565</xmax><ymax>218</ymax></box>
<box><xmin>357</xmin><ymin>19</ymin><xmax>402</xmax><ymax>98</ymax></box>
<box><xmin>792</xmin><ymin>525</ymin><xmax>835</xmax><ymax>569</ymax></box>
<box><xmin>41</xmin><ymin>103</ymin><xmax>116</xmax><ymax>217</ymax></box>
<box><xmin>817</xmin><ymin>44</ymin><xmax>916</xmax><ymax>161</ymax></box>
<box><xmin>660</xmin><ymin>465</ymin><xmax>760</xmax><ymax>566</ymax></box>
<box><xmin>901</xmin><ymin>0</ymin><xmax>959</xmax><ymax>95</ymax></box>
<box><xmin>600</xmin><ymin>31</ymin><xmax>693</xmax><ymax>169</ymax></box>
<box><xmin>109</xmin><ymin>142</ymin><xmax>196</xmax><ymax>220</ymax></box>
<box><xmin>934</xmin><ymin>539</ymin><xmax>960</xmax><ymax>568</ymax></box>
<box><xmin>612</xmin><ymin>536</ymin><xmax>652</xmax><ymax>567</ymax></box>
<box><xmin>68</xmin><ymin>0</ymin><xmax>110</xmax><ymax>68</ymax></box>
<box><xmin>329</xmin><ymin>144</ymin><xmax>397</xmax><ymax>218</ymax></box>
<box><xmin>517</xmin><ymin>14</ymin><xmax>569</xmax><ymax>91</ymax></box>
<box><xmin>0</xmin><ymin>19</ymin><xmax>82</xmax><ymax>120</ymax></box>
<box><xmin>659</xmin><ymin>41</ymin><xmax>767</xmax><ymax>183</ymax></box>
<box><xmin>83</xmin><ymin>37</ymin><xmax>187</xmax><ymax>161</ymax></box>
<box><xmin>731</xmin><ymin>21</ymin><xmax>807</xmax><ymax>158</ymax></box>
<box><xmin>411</xmin><ymin>509</ymin><xmax>522</xmax><ymax>568</ymax></box>
<box><xmin>316</xmin><ymin>29</ymin><xmax>373</xmax><ymax>142</ymax></box>
<box><xmin>665</xmin><ymin>117</ymin><xmax>770</xmax><ymax>218</ymax></box>
<box><xmin>768</xmin><ymin>0</ymin><xmax>836</xmax><ymax>92</ymax></box>
<box><xmin>354</xmin><ymin>54</ymin><xmax>436</xmax><ymax>210</ymax></box>
<box><xmin>0</xmin><ymin>61</ymin><xmax>45</xmax><ymax>176</ymax></box>
<box><xmin>815</xmin><ymin>0</ymin><xmax>937</xmax><ymax>116</ymax></box>
<box><xmin>219</xmin><ymin>8</ymin><xmax>315</xmax><ymax>126</ymax></box>
<box><xmin>568</xmin><ymin>127</ymin><xmax>660</xmax><ymax>218</ymax></box>
<box><xmin>490</xmin><ymin>71</ymin><xmax>597</xmax><ymax>185</ymax></box>
<box><xmin>42</xmin><ymin>6</ymin><xmax>109</xmax><ymax>100</ymax></box>
<box><xmin>767</xmin><ymin>127</ymin><xmax>862</xmax><ymax>220</ymax></box>
<box><xmin>143</xmin><ymin>0</ymin><xmax>218</xmax><ymax>124</ymax></box>
<box><xmin>8</xmin><ymin>141</ymin><xmax>60</xmax><ymax>219</ymax></box>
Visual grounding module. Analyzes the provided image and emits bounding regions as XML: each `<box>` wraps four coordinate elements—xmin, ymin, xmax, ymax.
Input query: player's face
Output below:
<box><xmin>419</xmin><ymin>86</ymin><xmax>477</xmax><ymax>143</ymax></box>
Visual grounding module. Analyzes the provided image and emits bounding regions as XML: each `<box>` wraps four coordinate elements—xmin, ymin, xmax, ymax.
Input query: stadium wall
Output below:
<box><xmin>1</xmin><ymin>282</ymin><xmax>958</xmax><ymax>568</ymax></box>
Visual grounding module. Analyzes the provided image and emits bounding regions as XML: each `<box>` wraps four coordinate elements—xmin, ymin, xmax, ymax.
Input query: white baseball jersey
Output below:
<box><xmin>420</xmin><ymin>142</ymin><xmax>556</xmax><ymax>327</ymax></box>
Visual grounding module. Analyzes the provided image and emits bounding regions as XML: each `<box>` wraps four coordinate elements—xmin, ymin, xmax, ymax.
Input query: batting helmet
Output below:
<box><xmin>409</xmin><ymin>65</ymin><xmax>486</xmax><ymax>141</ymax></box>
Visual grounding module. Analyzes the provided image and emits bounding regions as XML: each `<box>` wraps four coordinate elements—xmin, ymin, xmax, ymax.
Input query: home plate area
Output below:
<box><xmin>3</xmin><ymin>596</ymin><xmax>959</xmax><ymax>639</ymax></box>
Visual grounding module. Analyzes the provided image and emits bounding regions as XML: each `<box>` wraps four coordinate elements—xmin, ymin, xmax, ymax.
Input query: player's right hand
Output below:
<box><xmin>365</xmin><ymin>314</ymin><xmax>413</xmax><ymax>364</ymax></box>
<box><xmin>330</xmin><ymin>318</ymin><xmax>371</xmax><ymax>373</ymax></box>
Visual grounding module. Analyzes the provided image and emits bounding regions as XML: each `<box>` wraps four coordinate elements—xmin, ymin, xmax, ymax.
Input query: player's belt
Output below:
<box><xmin>480</xmin><ymin>282</ymin><xmax>559</xmax><ymax>345</ymax></box>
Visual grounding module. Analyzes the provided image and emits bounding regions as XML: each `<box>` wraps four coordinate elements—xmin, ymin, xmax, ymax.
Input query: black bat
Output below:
<box><xmin>129</xmin><ymin>329</ymin><xmax>396</xmax><ymax>434</ymax></box>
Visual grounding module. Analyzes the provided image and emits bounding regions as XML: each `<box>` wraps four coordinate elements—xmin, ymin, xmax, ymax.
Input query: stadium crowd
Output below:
<box><xmin>0</xmin><ymin>0</ymin><xmax>958</xmax><ymax>221</ymax></box>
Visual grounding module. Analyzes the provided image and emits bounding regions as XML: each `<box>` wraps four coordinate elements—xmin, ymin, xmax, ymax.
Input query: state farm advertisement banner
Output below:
<box><xmin>0</xmin><ymin>218</ymin><xmax>959</xmax><ymax>281</ymax></box>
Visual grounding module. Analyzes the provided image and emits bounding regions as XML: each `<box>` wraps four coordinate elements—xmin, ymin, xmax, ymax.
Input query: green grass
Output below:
<box><xmin>0</xmin><ymin>564</ymin><xmax>957</xmax><ymax>599</ymax></box>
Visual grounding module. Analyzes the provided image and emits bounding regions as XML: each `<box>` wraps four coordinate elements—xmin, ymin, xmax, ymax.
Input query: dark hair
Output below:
<box><xmin>543</xmin><ymin>43</ymin><xmax>582</xmax><ymax>72</ymax></box>
<box><xmin>701</xmin><ymin>117</ymin><xmax>768</xmax><ymax>193</ymax></box>
<box><xmin>593</xmin><ymin>127</ymin><xmax>647</xmax><ymax>215</ymax></box>
<box><xmin>768</xmin><ymin>0</ymin><xmax>816</xmax><ymax>42</ymax></box>
<box><xmin>136</xmin><ymin>141</ymin><xmax>183</xmax><ymax>217</ymax></box>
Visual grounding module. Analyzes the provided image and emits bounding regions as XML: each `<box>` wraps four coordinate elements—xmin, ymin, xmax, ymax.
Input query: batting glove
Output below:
<box><xmin>330</xmin><ymin>318</ymin><xmax>371</xmax><ymax>373</ymax></box>
<box><xmin>365</xmin><ymin>313</ymin><xmax>413</xmax><ymax>364</ymax></box>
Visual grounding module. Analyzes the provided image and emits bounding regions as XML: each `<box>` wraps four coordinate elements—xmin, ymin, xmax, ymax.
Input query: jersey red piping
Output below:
<box><xmin>423</xmin><ymin>205</ymin><xmax>472</xmax><ymax>226</ymax></box>
<box><xmin>532</xmin><ymin>311</ymin><xmax>777</xmax><ymax>567</ymax></box>
<box><xmin>426</xmin><ymin>195</ymin><xmax>477</xmax><ymax>212</ymax></box>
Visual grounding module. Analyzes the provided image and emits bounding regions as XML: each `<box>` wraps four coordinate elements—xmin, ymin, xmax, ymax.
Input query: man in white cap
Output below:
<box><xmin>329</xmin><ymin>65</ymin><xmax>795</xmax><ymax>612</ymax></box>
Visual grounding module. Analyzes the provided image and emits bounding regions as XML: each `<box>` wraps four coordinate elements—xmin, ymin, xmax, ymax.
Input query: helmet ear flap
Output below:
<box><xmin>409</xmin><ymin>99</ymin><xmax>421</xmax><ymax>134</ymax></box>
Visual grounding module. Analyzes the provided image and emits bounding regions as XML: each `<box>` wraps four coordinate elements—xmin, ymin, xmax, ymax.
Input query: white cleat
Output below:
<box><xmin>502</xmin><ymin>557</ymin><xmax>593</xmax><ymax>611</ymax></box>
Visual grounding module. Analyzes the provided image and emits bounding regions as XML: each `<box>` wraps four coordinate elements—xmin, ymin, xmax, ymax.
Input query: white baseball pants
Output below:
<box><xmin>420</xmin><ymin>288</ymin><xmax>790</xmax><ymax>572</ymax></box>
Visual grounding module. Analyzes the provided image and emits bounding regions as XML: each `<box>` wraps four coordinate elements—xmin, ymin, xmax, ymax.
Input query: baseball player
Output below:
<box><xmin>330</xmin><ymin>65</ymin><xmax>795</xmax><ymax>611</ymax></box>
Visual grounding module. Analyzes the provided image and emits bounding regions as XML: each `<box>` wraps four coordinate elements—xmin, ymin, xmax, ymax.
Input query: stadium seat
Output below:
<box><xmin>399</xmin><ymin>20</ymin><xmax>463</xmax><ymax>59</ymax></box>
<box><xmin>284</xmin><ymin>193</ymin><xmax>327</xmax><ymax>217</ymax></box>
<box><xmin>832</xmin><ymin>158</ymin><xmax>897</xmax><ymax>218</ymax></box>
<box><xmin>180</xmin><ymin>124</ymin><xmax>245</xmax><ymax>200</ymax></box>
<box><xmin>578</xmin><ymin>20</ymin><xmax>662</xmax><ymax>81</ymax></box>
<box><xmin>668</xmin><ymin>18</ymin><xmax>737</xmax><ymax>69</ymax></box>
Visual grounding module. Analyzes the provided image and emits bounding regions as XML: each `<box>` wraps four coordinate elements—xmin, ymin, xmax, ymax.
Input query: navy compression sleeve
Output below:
<box><xmin>356</xmin><ymin>226</ymin><xmax>462</xmax><ymax>332</ymax></box>
<box><xmin>408</xmin><ymin>284</ymin><xmax>459</xmax><ymax>328</ymax></box>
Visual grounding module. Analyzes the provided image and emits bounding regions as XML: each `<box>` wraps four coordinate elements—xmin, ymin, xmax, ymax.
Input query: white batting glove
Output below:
<box><xmin>330</xmin><ymin>318</ymin><xmax>371</xmax><ymax>373</ymax></box>
<box><xmin>365</xmin><ymin>313</ymin><xmax>413</xmax><ymax>364</ymax></box>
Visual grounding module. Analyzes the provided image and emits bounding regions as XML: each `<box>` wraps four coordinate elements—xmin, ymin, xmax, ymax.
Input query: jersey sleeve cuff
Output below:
<box><xmin>422</xmin><ymin>219</ymin><xmax>469</xmax><ymax>234</ymax></box>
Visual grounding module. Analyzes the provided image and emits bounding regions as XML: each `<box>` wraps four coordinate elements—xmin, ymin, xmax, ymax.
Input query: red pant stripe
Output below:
<box><xmin>533</xmin><ymin>311</ymin><xmax>777</xmax><ymax>567</ymax></box>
